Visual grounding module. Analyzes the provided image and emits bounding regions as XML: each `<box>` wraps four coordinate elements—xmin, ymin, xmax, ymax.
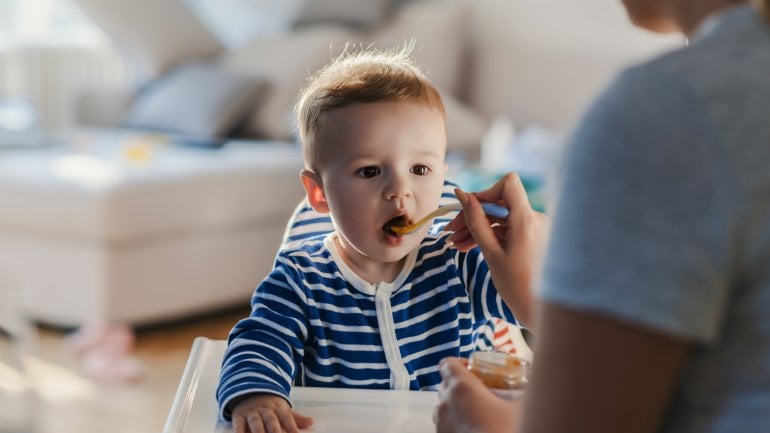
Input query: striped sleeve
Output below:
<box><xmin>216</xmin><ymin>255</ymin><xmax>308</xmax><ymax>421</ymax></box>
<box><xmin>456</xmin><ymin>247</ymin><xmax>518</xmax><ymax>327</ymax></box>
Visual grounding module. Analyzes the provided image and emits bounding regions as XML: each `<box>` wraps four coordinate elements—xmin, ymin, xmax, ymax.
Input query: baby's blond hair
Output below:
<box><xmin>295</xmin><ymin>43</ymin><xmax>445</xmax><ymax>172</ymax></box>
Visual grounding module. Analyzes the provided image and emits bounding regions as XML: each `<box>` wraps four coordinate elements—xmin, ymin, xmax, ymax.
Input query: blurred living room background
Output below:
<box><xmin>0</xmin><ymin>1</ymin><xmax>679</xmax><ymax>432</ymax></box>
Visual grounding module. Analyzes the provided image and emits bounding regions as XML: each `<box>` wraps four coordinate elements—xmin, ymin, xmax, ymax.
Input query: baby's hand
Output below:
<box><xmin>231</xmin><ymin>393</ymin><xmax>314</xmax><ymax>433</ymax></box>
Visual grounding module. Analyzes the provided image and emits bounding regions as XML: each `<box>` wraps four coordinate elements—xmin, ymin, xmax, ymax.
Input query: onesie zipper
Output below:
<box><xmin>374</xmin><ymin>282</ymin><xmax>410</xmax><ymax>390</ymax></box>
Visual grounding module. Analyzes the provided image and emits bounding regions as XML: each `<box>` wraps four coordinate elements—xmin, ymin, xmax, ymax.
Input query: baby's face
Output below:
<box><xmin>314</xmin><ymin>100</ymin><xmax>447</xmax><ymax>269</ymax></box>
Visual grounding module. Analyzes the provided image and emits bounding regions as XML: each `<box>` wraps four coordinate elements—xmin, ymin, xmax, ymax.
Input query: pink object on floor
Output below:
<box><xmin>66</xmin><ymin>321</ymin><xmax>145</xmax><ymax>383</ymax></box>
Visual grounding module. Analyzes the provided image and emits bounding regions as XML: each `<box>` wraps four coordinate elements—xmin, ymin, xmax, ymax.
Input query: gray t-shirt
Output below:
<box><xmin>541</xmin><ymin>5</ymin><xmax>770</xmax><ymax>432</ymax></box>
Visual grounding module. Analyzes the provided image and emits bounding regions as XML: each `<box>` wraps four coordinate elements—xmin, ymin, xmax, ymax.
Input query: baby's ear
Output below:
<box><xmin>300</xmin><ymin>169</ymin><xmax>330</xmax><ymax>214</ymax></box>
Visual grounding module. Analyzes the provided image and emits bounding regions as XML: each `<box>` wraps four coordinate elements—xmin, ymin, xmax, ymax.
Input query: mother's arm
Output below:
<box><xmin>519</xmin><ymin>302</ymin><xmax>690</xmax><ymax>433</ymax></box>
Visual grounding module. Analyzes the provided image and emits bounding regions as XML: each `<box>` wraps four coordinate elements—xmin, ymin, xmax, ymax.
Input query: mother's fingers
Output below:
<box><xmin>474</xmin><ymin>173</ymin><xmax>532</xmax><ymax>221</ymax></box>
<box><xmin>438</xmin><ymin>356</ymin><xmax>472</xmax><ymax>389</ymax></box>
<box><xmin>449</xmin><ymin>228</ymin><xmax>476</xmax><ymax>252</ymax></box>
<box><xmin>456</xmin><ymin>189</ymin><xmax>505</xmax><ymax>257</ymax></box>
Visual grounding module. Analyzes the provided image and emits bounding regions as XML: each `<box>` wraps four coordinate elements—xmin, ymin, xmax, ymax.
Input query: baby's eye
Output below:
<box><xmin>356</xmin><ymin>166</ymin><xmax>381</xmax><ymax>178</ymax></box>
<box><xmin>411</xmin><ymin>165</ymin><xmax>430</xmax><ymax>176</ymax></box>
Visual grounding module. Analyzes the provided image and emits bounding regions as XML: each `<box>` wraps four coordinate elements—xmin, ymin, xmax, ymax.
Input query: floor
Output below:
<box><xmin>26</xmin><ymin>307</ymin><xmax>249</xmax><ymax>433</ymax></box>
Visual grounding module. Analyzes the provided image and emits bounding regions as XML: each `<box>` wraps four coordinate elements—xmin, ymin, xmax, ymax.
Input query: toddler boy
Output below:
<box><xmin>216</xmin><ymin>45</ymin><xmax>532</xmax><ymax>433</ymax></box>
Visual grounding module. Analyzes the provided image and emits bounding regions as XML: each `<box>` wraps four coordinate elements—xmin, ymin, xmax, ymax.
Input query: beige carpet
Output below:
<box><xmin>27</xmin><ymin>307</ymin><xmax>248</xmax><ymax>433</ymax></box>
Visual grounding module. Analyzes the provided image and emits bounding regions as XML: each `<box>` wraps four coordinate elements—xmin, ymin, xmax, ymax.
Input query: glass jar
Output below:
<box><xmin>467</xmin><ymin>351</ymin><xmax>530</xmax><ymax>400</ymax></box>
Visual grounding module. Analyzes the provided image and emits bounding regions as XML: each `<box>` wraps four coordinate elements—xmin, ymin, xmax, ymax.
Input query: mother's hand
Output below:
<box><xmin>434</xmin><ymin>357</ymin><xmax>520</xmax><ymax>433</ymax></box>
<box><xmin>445</xmin><ymin>173</ymin><xmax>549</xmax><ymax>327</ymax></box>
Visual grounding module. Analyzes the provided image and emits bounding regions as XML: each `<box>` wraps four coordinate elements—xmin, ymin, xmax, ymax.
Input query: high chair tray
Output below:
<box><xmin>164</xmin><ymin>337</ymin><xmax>438</xmax><ymax>433</ymax></box>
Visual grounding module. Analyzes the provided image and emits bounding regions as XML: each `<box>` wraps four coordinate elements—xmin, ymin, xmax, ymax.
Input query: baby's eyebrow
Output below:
<box><xmin>407</xmin><ymin>148</ymin><xmax>443</xmax><ymax>158</ymax></box>
<box><xmin>346</xmin><ymin>157</ymin><xmax>378</xmax><ymax>165</ymax></box>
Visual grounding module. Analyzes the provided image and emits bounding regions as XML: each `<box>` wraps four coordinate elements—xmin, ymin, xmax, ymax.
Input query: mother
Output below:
<box><xmin>436</xmin><ymin>1</ymin><xmax>770</xmax><ymax>432</ymax></box>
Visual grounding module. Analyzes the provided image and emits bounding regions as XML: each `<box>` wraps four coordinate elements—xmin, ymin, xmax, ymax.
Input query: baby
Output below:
<box><xmin>216</xmin><ymin>44</ymin><xmax>533</xmax><ymax>433</ymax></box>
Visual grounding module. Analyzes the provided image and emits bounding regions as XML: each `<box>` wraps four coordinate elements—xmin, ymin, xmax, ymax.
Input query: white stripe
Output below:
<box><xmin>304</xmin><ymin>279</ymin><xmax>372</xmax><ymax>300</ymax></box>
<box><xmin>311</xmin><ymin>301</ymin><xmax>377</xmax><ymax>316</ymax></box>
<box><xmin>313</xmin><ymin>338</ymin><xmax>383</xmax><ymax>352</ymax></box>
<box><xmin>402</xmin><ymin>340</ymin><xmax>459</xmax><ymax>364</ymax></box>
<box><xmin>227</xmin><ymin>343</ymin><xmax>294</xmax><ymax>368</ymax></box>
<box><xmin>257</xmin><ymin>292</ymin><xmax>305</xmax><ymax>316</ymax></box>
<box><xmin>390</xmin><ymin>280</ymin><xmax>458</xmax><ymax>314</ymax></box>
<box><xmin>394</xmin><ymin>297</ymin><xmax>462</xmax><ymax>328</ymax></box>
<box><xmin>308</xmin><ymin>318</ymin><xmax>377</xmax><ymax>333</ymax></box>
<box><xmin>480</xmin><ymin>257</ymin><xmax>492</xmax><ymax>320</ymax></box>
<box><xmin>251</xmin><ymin>315</ymin><xmax>304</xmax><ymax>341</ymax></box>
<box><xmin>411</xmin><ymin>259</ymin><xmax>455</xmax><ymax>286</ymax></box>
<box><xmin>496</xmin><ymin>289</ymin><xmax>506</xmax><ymax>320</ymax></box>
<box><xmin>223</xmin><ymin>365</ymin><xmax>287</xmax><ymax>389</ymax></box>
<box><xmin>412</xmin><ymin>364</ymin><xmax>440</xmax><ymax>379</ymax></box>
<box><xmin>413</xmin><ymin>244</ymin><xmax>450</xmax><ymax>267</ymax></box>
<box><xmin>303</xmin><ymin>368</ymin><xmax>391</xmax><ymax>386</ymax></box>
<box><xmin>396</xmin><ymin>320</ymin><xmax>459</xmax><ymax>346</ymax></box>
<box><xmin>224</xmin><ymin>372</ymin><xmax>284</xmax><ymax>392</ymax></box>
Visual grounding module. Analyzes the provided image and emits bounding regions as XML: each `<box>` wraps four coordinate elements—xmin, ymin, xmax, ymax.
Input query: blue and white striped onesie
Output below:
<box><xmin>216</xmin><ymin>230</ymin><xmax>517</xmax><ymax>421</ymax></box>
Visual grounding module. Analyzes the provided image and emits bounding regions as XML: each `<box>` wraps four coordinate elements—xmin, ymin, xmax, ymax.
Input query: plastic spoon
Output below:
<box><xmin>389</xmin><ymin>202</ymin><xmax>509</xmax><ymax>235</ymax></box>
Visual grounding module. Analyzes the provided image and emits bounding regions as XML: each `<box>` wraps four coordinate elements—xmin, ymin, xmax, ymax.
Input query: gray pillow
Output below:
<box><xmin>121</xmin><ymin>62</ymin><xmax>264</xmax><ymax>139</ymax></box>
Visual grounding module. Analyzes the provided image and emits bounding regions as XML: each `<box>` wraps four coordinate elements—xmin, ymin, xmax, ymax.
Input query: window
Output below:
<box><xmin>0</xmin><ymin>0</ymin><xmax>130</xmax><ymax>130</ymax></box>
<box><xmin>0</xmin><ymin>0</ymin><xmax>107</xmax><ymax>47</ymax></box>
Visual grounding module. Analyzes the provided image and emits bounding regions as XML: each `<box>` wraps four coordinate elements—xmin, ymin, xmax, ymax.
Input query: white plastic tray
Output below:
<box><xmin>163</xmin><ymin>337</ymin><xmax>438</xmax><ymax>433</ymax></box>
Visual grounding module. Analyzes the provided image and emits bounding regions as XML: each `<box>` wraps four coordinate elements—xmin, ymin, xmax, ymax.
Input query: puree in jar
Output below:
<box><xmin>467</xmin><ymin>351</ymin><xmax>530</xmax><ymax>399</ymax></box>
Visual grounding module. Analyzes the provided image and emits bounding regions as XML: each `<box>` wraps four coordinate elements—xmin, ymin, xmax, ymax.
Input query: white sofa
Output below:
<box><xmin>0</xmin><ymin>130</ymin><xmax>305</xmax><ymax>327</ymax></box>
<box><xmin>0</xmin><ymin>0</ymin><xmax>677</xmax><ymax>328</ymax></box>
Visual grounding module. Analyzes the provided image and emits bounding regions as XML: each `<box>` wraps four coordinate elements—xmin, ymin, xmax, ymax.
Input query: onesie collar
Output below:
<box><xmin>324</xmin><ymin>232</ymin><xmax>419</xmax><ymax>296</ymax></box>
<box><xmin>324</xmin><ymin>233</ymin><xmax>418</xmax><ymax>296</ymax></box>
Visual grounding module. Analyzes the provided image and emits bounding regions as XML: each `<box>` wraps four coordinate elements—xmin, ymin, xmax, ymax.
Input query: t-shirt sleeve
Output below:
<box><xmin>540</xmin><ymin>66</ymin><xmax>735</xmax><ymax>343</ymax></box>
<box><xmin>216</xmin><ymin>254</ymin><xmax>309</xmax><ymax>421</ymax></box>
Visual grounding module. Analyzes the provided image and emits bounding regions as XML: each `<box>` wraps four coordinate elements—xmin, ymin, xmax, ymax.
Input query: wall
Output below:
<box><xmin>468</xmin><ymin>0</ymin><xmax>682</xmax><ymax>132</ymax></box>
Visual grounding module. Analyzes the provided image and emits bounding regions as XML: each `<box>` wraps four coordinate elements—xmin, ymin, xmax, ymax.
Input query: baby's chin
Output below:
<box><xmin>340</xmin><ymin>229</ymin><xmax>424</xmax><ymax>263</ymax></box>
<box><xmin>366</xmin><ymin>237</ymin><xmax>416</xmax><ymax>262</ymax></box>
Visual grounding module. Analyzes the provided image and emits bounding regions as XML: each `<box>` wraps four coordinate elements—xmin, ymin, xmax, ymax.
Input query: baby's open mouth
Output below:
<box><xmin>383</xmin><ymin>215</ymin><xmax>407</xmax><ymax>236</ymax></box>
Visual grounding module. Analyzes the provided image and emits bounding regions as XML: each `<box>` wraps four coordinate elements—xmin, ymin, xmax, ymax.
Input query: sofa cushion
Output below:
<box><xmin>121</xmin><ymin>62</ymin><xmax>265</xmax><ymax>139</ymax></box>
<box><xmin>0</xmin><ymin>128</ymin><xmax>305</xmax><ymax>242</ymax></box>
<box><xmin>222</xmin><ymin>25</ymin><xmax>360</xmax><ymax>141</ymax></box>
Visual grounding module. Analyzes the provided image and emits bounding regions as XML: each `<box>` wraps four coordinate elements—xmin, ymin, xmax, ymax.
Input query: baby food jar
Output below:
<box><xmin>468</xmin><ymin>351</ymin><xmax>530</xmax><ymax>399</ymax></box>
